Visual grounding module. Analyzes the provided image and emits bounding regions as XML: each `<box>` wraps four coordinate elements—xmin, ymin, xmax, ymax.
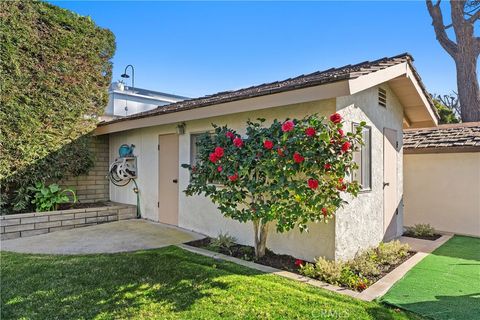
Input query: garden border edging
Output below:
<box><xmin>357</xmin><ymin>234</ymin><xmax>453</xmax><ymax>301</ymax></box>
<box><xmin>178</xmin><ymin>244</ymin><xmax>361</xmax><ymax>299</ymax></box>
<box><xmin>179</xmin><ymin>234</ymin><xmax>453</xmax><ymax>302</ymax></box>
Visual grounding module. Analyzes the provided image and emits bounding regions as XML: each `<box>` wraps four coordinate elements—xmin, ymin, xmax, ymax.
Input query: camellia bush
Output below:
<box><xmin>183</xmin><ymin>113</ymin><xmax>365</xmax><ymax>258</ymax></box>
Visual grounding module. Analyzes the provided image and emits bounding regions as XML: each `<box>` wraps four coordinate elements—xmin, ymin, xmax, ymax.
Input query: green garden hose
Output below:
<box><xmin>132</xmin><ymin>179</ymin><xmax>141</xmax><ymax>218</ymax></box>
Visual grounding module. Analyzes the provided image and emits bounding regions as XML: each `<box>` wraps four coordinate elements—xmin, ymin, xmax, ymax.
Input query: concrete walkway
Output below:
<box><xmin>1</xmin><ymin>219</ymin><xmax>204</xmax><ymax>255</ymax></box>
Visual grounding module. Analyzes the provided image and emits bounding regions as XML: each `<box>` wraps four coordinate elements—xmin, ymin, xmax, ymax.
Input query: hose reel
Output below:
<box><xmin>108</xmin><ymin>144</ymin><xmax>140</xmax><ymax>218</ymax></box>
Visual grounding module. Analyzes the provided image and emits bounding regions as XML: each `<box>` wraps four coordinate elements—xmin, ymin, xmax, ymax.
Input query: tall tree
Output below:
<box><xmin>426</xmin><ymin>0</ymin><xmax>480</xmax><ymax>122</ymax></box>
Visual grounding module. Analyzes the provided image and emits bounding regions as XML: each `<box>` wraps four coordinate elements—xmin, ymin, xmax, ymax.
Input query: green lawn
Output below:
<box><xmin>1</xmin><ymin>246</ymin><xmax>420</xmax><ymax>320</ymax></box>
<box><xmin>381</xmin><ymin>236</ymin><xmax>480</xmax><ymax>320</ymax></box>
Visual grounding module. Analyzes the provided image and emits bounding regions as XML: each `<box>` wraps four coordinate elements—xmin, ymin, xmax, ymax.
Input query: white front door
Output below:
<box><xmin>383</xmin><ymin>128</ymin><xmax>398</xmax><ymax>240</ymax></box>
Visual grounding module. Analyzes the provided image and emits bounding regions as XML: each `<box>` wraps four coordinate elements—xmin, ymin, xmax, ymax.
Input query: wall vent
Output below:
<box><xmin>378</xmin><ymin>87</ymin><xmax>387</xmax><ymax>107</ymax></box>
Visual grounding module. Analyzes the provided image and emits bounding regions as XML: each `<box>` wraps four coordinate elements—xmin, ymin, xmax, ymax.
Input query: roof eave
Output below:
<box><xmin>348</xmin><ymin>62</ymin><xmax>438</xmax><ymax>128</ymax></box>
<box><xmin>94</xmin><ymin>80</ymin><xmax>350</xmax><ymax>135</ymax></box>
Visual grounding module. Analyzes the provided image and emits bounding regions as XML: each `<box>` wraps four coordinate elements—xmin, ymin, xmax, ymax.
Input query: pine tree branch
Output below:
<box><xmin>426</xmin><ymin>0</ymin><xmax>458</xmax><ymax>57</ymax></box>
<box><xmin>467</xmin><ymin>9</ymin><xmax>480</xmax><ymax>23</ymax></box>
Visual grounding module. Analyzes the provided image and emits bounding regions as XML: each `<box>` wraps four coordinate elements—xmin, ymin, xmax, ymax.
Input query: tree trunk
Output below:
<box><xmin>253</xmin><ymin>220</ymin><xmax>270</xmax><ymax>259</ymax></box>
<box><xmin>426</xmin><ymin>0</ymin><xmax>480</xmax><ymax>122</ymax></box>
<box><xmin>456</xmin><ymin>51</ymin><xmax>480</xmax><ymax>121</ymax></box>
<box><xmin>450</xmin><ymin>1</ymin><xmax>480</xmax><ymax>121</ymax></box>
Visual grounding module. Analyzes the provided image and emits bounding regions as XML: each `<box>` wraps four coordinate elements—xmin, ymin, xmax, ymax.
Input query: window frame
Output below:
<box><xmin>190</xmin><ymin>131</ymin><xmax>212</xmax><ymax>165</ymax></box>
<box><xmin>352</xmin><ymin>123</ymin><xmax>372</xmax><ymax>192</ymax></box>
<box><xmin>190</xmin><ymin>131</ymin><xmax>224</xmax><ymax>186</ymax></box>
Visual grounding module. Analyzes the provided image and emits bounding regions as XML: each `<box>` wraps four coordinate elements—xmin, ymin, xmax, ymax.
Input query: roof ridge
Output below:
<box><xmin>404</xmin><ymin>121</ymin><xmax>480</xmax><ymax>131</ymax></box>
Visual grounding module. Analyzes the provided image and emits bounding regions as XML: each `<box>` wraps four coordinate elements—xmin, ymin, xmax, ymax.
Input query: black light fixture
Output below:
<box><xmin>121</xmin><ymin>64</ymin><xmax>135</xmax><ymax>90</ymax></box>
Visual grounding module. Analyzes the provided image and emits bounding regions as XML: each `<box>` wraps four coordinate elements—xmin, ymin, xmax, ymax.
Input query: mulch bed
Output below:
<box><xmin>186</xmin><ymin>237</ymin><xmax>415</xmax><ymax>292</ymax></box>
<box><xmin>402</xmin><ymin>233</ymin><xmax>442</xmax><ymax>241</ymax></box>
<box><xmin>186</xmin><ymin>237</ymin><xmax>302</xmax><ymax>274</ymax></box>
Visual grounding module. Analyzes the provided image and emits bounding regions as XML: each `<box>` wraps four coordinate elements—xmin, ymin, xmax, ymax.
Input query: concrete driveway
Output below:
<box><xmin>0</xmin><ymin>219</ymin><xmax>204</xmax><ymax>254</ymax></box>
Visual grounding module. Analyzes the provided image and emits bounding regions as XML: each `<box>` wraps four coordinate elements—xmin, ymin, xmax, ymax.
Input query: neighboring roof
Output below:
<box><xmin>111</xmin><ymin>85</ymin><xmax>189</xmax><ymax>101</ymax></box>
<box><xmin>404</xmin><ymin>122</ymin><xmax>480</xmax><ymax>153</ymax></box>
<box><xmin>99</xmin><ymin>53</ymin><xmax>436</xmax><ymax>128</ymax></box>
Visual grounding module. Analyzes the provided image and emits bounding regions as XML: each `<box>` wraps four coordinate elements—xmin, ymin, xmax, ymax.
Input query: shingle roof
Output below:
<box><xmin>99</xmin><ymin>53</ymin><xmax>428</xmax><ymax>126</ymax></box>
<box><xmin>403</xmin><ymin>122</ymin><xmax>480</xmax><ymax>153</ymax></box>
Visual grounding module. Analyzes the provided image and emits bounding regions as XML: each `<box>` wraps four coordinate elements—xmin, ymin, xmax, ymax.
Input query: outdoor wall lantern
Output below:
<box><xmin>176</xmin><ymin>122</ymin><xmax>186</xmax><ymax>135</ymax></box>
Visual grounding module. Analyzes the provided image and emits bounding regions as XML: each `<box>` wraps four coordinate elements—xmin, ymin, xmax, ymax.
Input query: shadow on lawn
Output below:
<box><xmin>1</xmin><ymin>247</ymin><xmax>263</xmax><ymax>319</ymax></box>
<box><xmin>390</xmin><ymin>293</ymin><xmax>480</xmax><ymax>320</ymax></box>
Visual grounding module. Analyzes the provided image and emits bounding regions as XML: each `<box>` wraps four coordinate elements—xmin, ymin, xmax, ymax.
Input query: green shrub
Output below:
<box><xmin>376</xmin><ymin>241</ymin><xmax>409</xmax><ymax>265</ymax></box>
<box><xmin>349</xmin><ymin>252</ymin><xmax>381</xmax><ymax>277</ymax></box>
<box><xmin>300</xmin><ymin>257</ymin><xmax>344</xmax><ymax>285</ymax></box>
<box><xmin>404</xmin><ymin>224</ymin><xmax>436</xmax><ymax>238</ymax></box>
<box><xmin>300</xmin><ymin>240</ymin><xmax>410</xmax><ymax>291</ymax></box>
<box><xmin>0</xmin><ymin>1</ymin><xmax>115</xmax><ymax>214</ymax></box>
<box><xmin>209</xmin><ymin>233</ymin><xmax>237</xmax><ymax>254</ymax></box>
<box><xmin>28</xmin><ymin>182</ymin><xmax>77</xmax><ymax>212</ymax></box>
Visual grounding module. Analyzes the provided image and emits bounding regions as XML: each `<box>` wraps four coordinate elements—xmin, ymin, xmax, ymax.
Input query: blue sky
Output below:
<box><xmin>50</xmin><ymin>1</ymin><xmax>466</xmax><ymax>98</ymax></box>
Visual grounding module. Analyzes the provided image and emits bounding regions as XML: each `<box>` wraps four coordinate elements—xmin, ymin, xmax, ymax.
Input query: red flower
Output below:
<box><xmin>341</xmin><ymin>141</ymin><xmax>351</xmax><ymax>153</ymax></box>
<box><xmin>305</xmin><ymin>127</ymin><xmax>316</xmax><ymax>137</ymax></box>
<box><xmin>225</xmin><ymin>131</ymin><xmax>235</xmax><ymax>139</ymax></box>
<box><xmin>277</xmin><ymin>147</ymin><xmax>285</xmax><ymax>157</ymax></box>
<box><xmin>321</xmin><ymin>207</ymin><xmax>328</xmax><ymax>217</ymax></box>
<box><xmin>191</xmin><ymin>165</ymin><xmax>197</xmax><ymax>173</ymax></box>
<box><xmin>263</xmin><ymin>140</ymin><xmax>274</xmax><ymax>150</ymax></box>
<box><xmin>233</xmin><ymin>137</ymin><xmax>243</xmax><ymax>147</ymax></box>
<box><xmin>337</xmin><ymin>128</ymin><xmax>344</xmax><ymax>137</ymax></box>
<box><xmin>228</xmin><ymin>172</ymin><xmax>239</xmax><ymax>182</ymax></box>
<box><xmin>308</xmin><ymin>178</ymin><xmax>319</xmax><ymax>189</ymax></box>
<box><xmin>357</xmin><ymin>280</ymin><xmax>368</xmax><ymax>291</ymax></box>
<box><xmin>214</xmin><ymin>146</ymin><xmax>224</xmax><ymax>158</ymax></box>
<box><xmin>294</xmin><ymin>259</ymin><xmax>304</xmax><ymax>267</ymax></box>
<box><xmin>337</xmin><ymin>179</ymin><xmax>347</xmax><ymax>191</ymax></box>
<box><xmin>217</xmin><ymin>166</ymin><xmax>223</xmax><ymax>172</ymax></box>
<box><xmin>293</xmin><ymin>152</ymin><xmax>304</xmax><ymax>163</ymax></box>
<box><xmin>281</xmin><ymin>120</ymin><xmax>295</xmax><ymax>132</ymax></box>
<box><xmin>209</xmin><ymin>153</ymin><xmax>218</xmax><ymax>163</ymax></box>
<box><xmin>338</xmin><ymin>178</ymin><xmax>344</xmax><ymax>184</ymax></box>
<box><xmin>330</xmin><ymin>113</ymin><xmax>342</xmax><ymax>124</ymax></box>
<box><xmin>324</xmin><ymin>163</ymin><xmax>331</xmax><ymax>170</ymax></box>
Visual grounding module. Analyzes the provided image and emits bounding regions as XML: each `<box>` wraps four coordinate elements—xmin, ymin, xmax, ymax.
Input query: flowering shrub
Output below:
<box><xmin>182</xmin><ymin>114</ymin><xmax>365</xmax><ymax>258</ymax></box>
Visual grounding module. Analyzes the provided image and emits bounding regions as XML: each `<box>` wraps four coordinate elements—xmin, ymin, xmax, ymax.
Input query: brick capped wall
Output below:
<box><xmin>57</xmin><ymin>135</ymin><xmax>110</xmax><ymax>203</ymax></box>
<box><xmin>0</xmin><ymin>203</ymin><xmax>136</xmax><ymax>240</ymax></box>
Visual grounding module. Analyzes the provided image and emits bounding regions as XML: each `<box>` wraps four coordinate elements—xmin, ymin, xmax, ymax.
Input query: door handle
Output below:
<box><xmin>383</xmin><ymin>182</ymin><xmax>390</xmax><ymax>188</ymax></box>
<box><xmin>172</xmin><ymin>179</ymin><xmax>178</xmax><ymax>183</ymax></box>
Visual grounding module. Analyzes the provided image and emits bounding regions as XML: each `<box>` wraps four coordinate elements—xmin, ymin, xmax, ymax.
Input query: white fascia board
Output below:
<box><xmin>347</xmin><ymin>62</ymin><xmax>408</xmax><ymax>95</ymax></box>
<box><xmin>405</xmin><ymin>67</ymin><xmax>439</xmax><ymax>126</ymax></box>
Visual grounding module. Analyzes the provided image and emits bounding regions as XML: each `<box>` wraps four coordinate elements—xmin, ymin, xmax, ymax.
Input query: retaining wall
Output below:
<box><xmin>1</xmin><ymin>202</ymin><xmax>136</xmax><ymax>240</ymax></box>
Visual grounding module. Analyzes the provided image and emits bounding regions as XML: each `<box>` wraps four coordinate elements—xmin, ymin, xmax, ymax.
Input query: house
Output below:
<box><xmin>403</xmin><ymin>122</ymin><xmax>480</xmax><ymax>237</ymax></box>
<box><xmin>102</xmin><ymin>82</ymin><xmax>188</xmax><ymax>120</ymax></box>
<box><xmin>95</xmin><ymin>53</ymin><xmax>438</xmax><ymax>261</ymax></box>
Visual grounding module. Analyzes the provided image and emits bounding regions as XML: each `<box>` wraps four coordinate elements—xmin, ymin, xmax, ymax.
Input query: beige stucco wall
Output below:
<box><xmin>404</xmin><ymin>152</ymin><xmax>480</xmax><ymax>237</ymax></box>
<box><xmin>108</xmin><ymin>84</ymin><xmax>405</xmax><ymax>261</ymax></box>
<box><xmin>334</xmin><ymin>85</ymin><xmax>404</xmax><ymax>260</ymax></box>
